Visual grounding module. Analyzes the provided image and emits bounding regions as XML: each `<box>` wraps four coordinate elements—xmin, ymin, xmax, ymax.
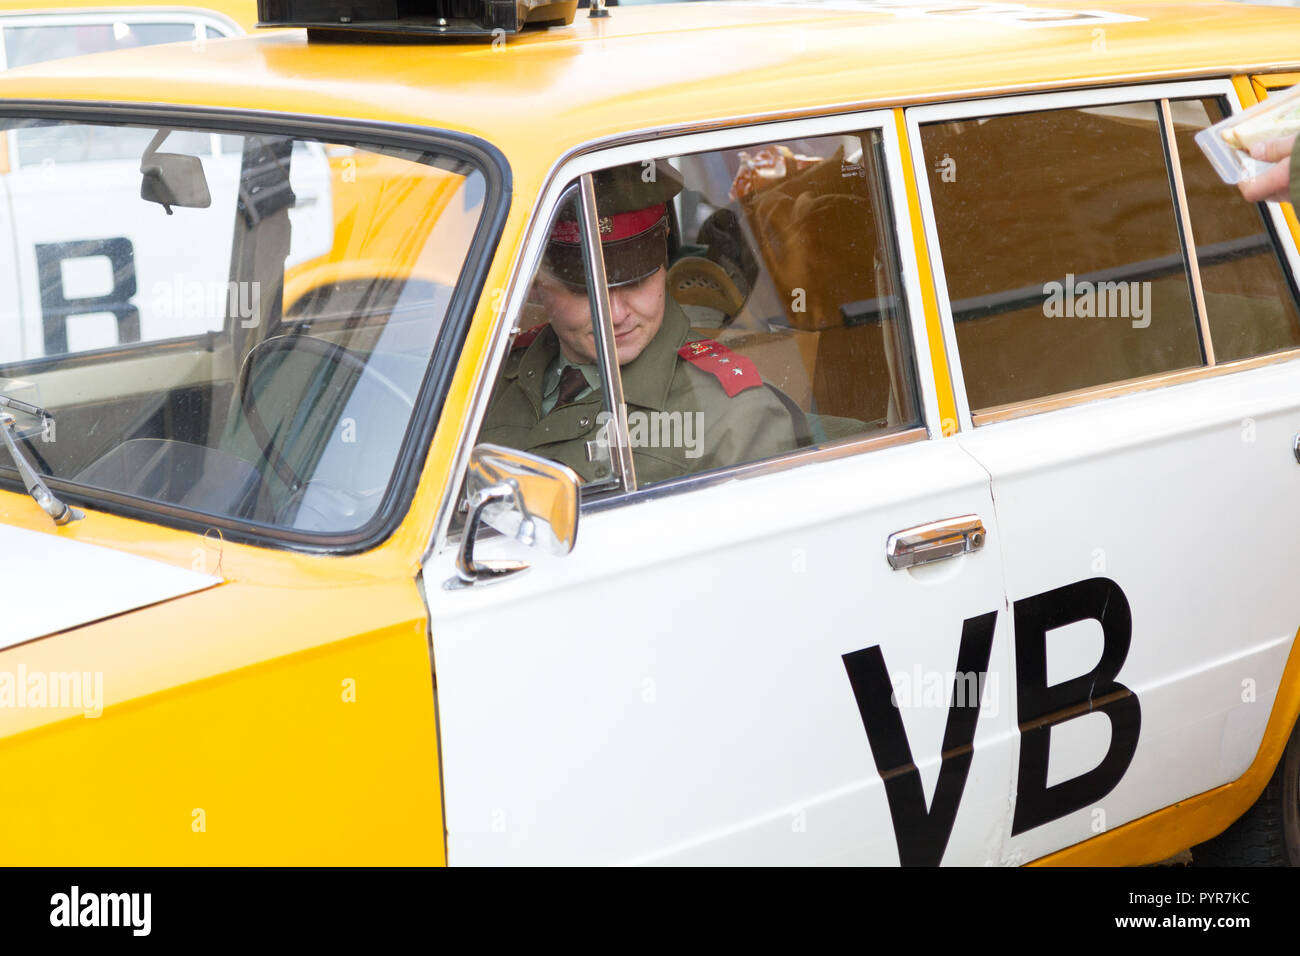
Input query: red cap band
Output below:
<box><xmin>550</xmin><ymin>203</ymin><xmax>666</xmax><ymax>245</ymax></box>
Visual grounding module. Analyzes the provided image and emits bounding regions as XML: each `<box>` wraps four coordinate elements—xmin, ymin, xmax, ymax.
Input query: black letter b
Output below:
<box><xmin>1011</xmin><ymin>577</ymin><xmax>1141</xmax><ymax>835</ymax></box>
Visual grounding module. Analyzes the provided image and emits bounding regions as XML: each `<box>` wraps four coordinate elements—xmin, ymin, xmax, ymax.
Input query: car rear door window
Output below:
<box><xmin>920</xmin><ymin>102</ymin><xmax>1205</xmax><ymax>412</ymax></box>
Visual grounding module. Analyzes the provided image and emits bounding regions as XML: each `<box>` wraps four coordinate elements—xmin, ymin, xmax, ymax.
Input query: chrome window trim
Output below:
<box><xmin>972</xmin><ymin>347</ymin><xmax>1300</xmax><ymax>426</ymax></box>
<box><xmin>1160</xmin><ymin>98</ymin><xmax>1215</xmax><ymax>367</ymax></box>
<box><xmin>578</xmin><ymin>173</ymin><xmax>637</xmax><ymax>492</ymax></box>
<box><xmin>429</xmin><ymin>107</ymin><xmax>936</xmax><ymax>555</ymax></box>
<box><xmin>906</xmin><ymin>78</ymin><xmax>1300</xmax><ymax>428</ymax></box>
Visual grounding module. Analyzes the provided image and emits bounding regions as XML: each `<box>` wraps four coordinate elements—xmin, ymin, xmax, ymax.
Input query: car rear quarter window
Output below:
<box><xmin>1172</xmin><ymin>96</ymin><xmax>1300</xmax><ymax>363</ymax></box>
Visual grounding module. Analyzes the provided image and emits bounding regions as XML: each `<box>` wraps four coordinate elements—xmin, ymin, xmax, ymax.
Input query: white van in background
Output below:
<box><xmin>0</xmin><ymin>4</ymin><xmax>331</xmax><ymax>363</ymax></box>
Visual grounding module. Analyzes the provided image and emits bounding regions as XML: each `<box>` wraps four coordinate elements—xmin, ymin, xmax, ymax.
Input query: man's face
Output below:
<box><xmin>536</xmin><ymin>266</ymin><xmax>666</xmax><ymax>366</ymax></box>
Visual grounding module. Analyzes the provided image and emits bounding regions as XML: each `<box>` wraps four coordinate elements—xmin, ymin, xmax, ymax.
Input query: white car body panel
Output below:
<box><xmin>427</xmin><ymin>439</ymin><xmax>1016</xmax><ymax>865</ymax></box>
<box><xmin>959</xmin><ymin>360</ymin><xmax>1300</xmax><ymax>863</ymax></box>
<box><xmin>0</xmin><ymin>523</ymin><xmax>219</xmax><ymax>648</ymax></box>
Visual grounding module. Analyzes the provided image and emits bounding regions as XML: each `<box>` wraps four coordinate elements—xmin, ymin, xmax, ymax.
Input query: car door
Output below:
<box><xmin>422</xmin><ymin>112</ymin><xmax>1021</xmax><ymax>865</ymax></box>
<box><xmin>909</xmin><ymin>80</ymin><xmax>1300</xmax><ymax>864</ymax></box>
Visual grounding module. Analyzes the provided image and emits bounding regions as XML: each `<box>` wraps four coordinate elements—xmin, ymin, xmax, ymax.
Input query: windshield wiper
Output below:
<box><xmin>0</xmin><ymin>395</ymin><xmax>83</xmax><ymax>526</ymax></box>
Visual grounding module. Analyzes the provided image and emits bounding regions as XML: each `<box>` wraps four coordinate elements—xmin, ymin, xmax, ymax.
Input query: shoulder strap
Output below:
<box><xmin>511</xmin><ymin>323</ymin><xmax>546</xmax><ymax>351</ymax></box>
<box><xmin>677</xmin><ymin>338</ymin><xmax>763</xmax><ymax>397</ymax></box>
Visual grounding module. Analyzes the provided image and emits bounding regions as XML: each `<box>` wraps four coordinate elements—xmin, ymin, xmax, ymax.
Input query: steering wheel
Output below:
<box><xmin>236</xmin><ymin>334</ymin><xmax>415</xmax><ymax>497</ymax></box>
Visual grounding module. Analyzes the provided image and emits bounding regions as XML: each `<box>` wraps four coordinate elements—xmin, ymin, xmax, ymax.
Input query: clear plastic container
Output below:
<box><xmin>1196</xmin><ymin>83</ymin><xmax>1300</xmax><ymax>185</ymax></box>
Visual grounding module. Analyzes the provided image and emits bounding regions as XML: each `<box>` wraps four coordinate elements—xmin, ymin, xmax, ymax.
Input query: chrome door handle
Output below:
<box><xmin>887</xmin><ymin>515</ymin><xmax>986</xmax><ymax>570</ymax></box>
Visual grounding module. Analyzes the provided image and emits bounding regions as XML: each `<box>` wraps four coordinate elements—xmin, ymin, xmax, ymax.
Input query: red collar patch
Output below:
<box><xmin>677</xmin><ymin>338</ymin><xmax>763</xmax><ymax>397</ymax></box>
<box><xmin>511</xmin><ymin>323</ymin><xmax>547</xmax><ymax>351</ymax></box>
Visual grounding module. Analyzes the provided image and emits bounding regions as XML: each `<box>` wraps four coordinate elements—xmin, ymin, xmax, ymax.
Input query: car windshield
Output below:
<box><xmin>0</xmin><ymin>117</ymin><xmax>487</xmax><ymax>539</ymax></box>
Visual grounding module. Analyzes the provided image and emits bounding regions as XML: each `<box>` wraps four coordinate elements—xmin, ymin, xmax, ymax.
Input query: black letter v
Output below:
<box><xmin>842</xmin><ymin>611</ymin><xmax>997</xmax><ymax>866</ymax></box>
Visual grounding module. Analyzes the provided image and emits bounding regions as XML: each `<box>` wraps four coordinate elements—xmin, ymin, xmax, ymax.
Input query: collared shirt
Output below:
<box><xmin>540</xmin><ymin>357</ymin><xmax>599</xmax><ymax>415</ymax></box>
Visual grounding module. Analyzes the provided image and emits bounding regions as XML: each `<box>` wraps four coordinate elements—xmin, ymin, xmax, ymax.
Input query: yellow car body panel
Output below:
<box><xmin>0</xmin><ymin>573</ymin><xmax>442</xmax><ymax>864</ymax></box>
<box><xmin>0</xmin><ymin>2</ymin><xmax>1298</xmax><ymax>169</ymax></box>
<box><xmin>0</xmin><ymin>482</ymin><xmax>445</xmax><ymax>862</ymax></box>
<box><xmin>0</xmin><ymin>0</ymin><xmax>1296</xmax><ymax>864</ymax></box>
<box><xmin>892</xmin><ymin>106</ymin><xmax>957</xmax><ymax>435</ymax></box>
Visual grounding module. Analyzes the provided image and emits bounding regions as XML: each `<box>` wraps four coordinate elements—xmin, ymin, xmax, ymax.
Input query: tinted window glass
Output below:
<box><xmin>1173</xmin><ymin>96</ymin><xmax>1300</xmax><ymax>363</ymax></box>
<box><xmin>923</xmin><ymin>102</ymin><xmax>1204</xmax><ymax>410</ymax></box>
<box><xmin>694</xmin><ymin>132</ymin><xmax>920</xmax><ymax>441</ymax></box>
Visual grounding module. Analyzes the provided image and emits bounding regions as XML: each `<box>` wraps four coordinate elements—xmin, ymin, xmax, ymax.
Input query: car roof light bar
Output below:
<box><xmin>258</xmin><ymin>0</ymin><xmax>579</xmax><ymax>37</ymax></box>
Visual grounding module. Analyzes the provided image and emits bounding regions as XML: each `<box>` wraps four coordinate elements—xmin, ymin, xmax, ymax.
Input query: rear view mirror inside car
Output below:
<box><xmin>140</xmin><ymin>128</ymin><xmax>211</xmax><ymax>214</ymax></box>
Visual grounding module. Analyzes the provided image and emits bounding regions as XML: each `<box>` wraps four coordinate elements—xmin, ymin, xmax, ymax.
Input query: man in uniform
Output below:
<box><xmin>479</xmin><ymin>162</ymin><xmax>806</xmax><ymax>485</ymax></box>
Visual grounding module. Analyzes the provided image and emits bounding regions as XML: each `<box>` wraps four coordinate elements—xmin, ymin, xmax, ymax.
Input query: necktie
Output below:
<box><xmin>556</xmin><ymin>365</ymin><xmax>588</xmax><ymax>407</ymax></box>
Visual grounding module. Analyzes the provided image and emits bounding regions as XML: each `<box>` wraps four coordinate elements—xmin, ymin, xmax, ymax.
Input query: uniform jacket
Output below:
<box><xmin>479</xmin><ymin>297</ymin><xmax>804</xmax><ymax>484</ymax></box>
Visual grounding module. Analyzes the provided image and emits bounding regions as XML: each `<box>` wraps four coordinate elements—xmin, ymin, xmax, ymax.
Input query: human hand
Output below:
<box><xmin>1237</xmin><ymin>133</ymin><xmax>1299</xmax><ymax>203</ymax></box>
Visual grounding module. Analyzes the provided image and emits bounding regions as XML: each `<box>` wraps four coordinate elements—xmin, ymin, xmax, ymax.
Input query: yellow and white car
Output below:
<box><xmin>0</xmin><ymin>0</ymin><xmax>1298</xmax><ymax>867</ymax></box>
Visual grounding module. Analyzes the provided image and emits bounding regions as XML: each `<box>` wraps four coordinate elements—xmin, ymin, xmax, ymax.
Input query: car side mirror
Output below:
<box><xmin>140</xmin><ymin>134</ymin><xmax>211</xmax><ymax>215</ymax></box>
<box><xmin>445</xmin><ymin>443</ymin><xmax>580</xmax><ymax>590</ymax></box>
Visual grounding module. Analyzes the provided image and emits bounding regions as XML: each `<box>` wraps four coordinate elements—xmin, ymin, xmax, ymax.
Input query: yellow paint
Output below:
<box><xmin>1253</xmin><ymin>70</ymin><xmax>1300</xmax><ymax>90</ymax></box>
<box><xmin>1033</xmin><ymin>627</ymin><xmax>1300</xmax><ymax>866</ymax></box>
<box><xmin>4</xmin><ymin>2</ymin><xmax>1300</xmax><ymax>178</ymax></box>
<box><xmin>0</xmin><ymin>132</ymin><xmax>8</xmax><ymax>175</ymax></box>
<box><xmin>0</xmin><ymin>442</ymin><xmax>451</xmax><ymax>864</ymax></box>
<box><xmin>0</xmin><ymin>575</ymin><xmax>443</xmax><ymax>863</ymax></box>
<box><xmin>283</xmin><ymin>151</ymin><xmax>470</xmax><ymax>309</ymax></box>
<box><xmin>895</xmin><ymin>108</ymin><xmax>957</xmax><ymax>434</ymax></box>
<box><xmin>1235</xmin><ymin>74</ymin><xmax>1262</xmax><ymax>108</ymax></box>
